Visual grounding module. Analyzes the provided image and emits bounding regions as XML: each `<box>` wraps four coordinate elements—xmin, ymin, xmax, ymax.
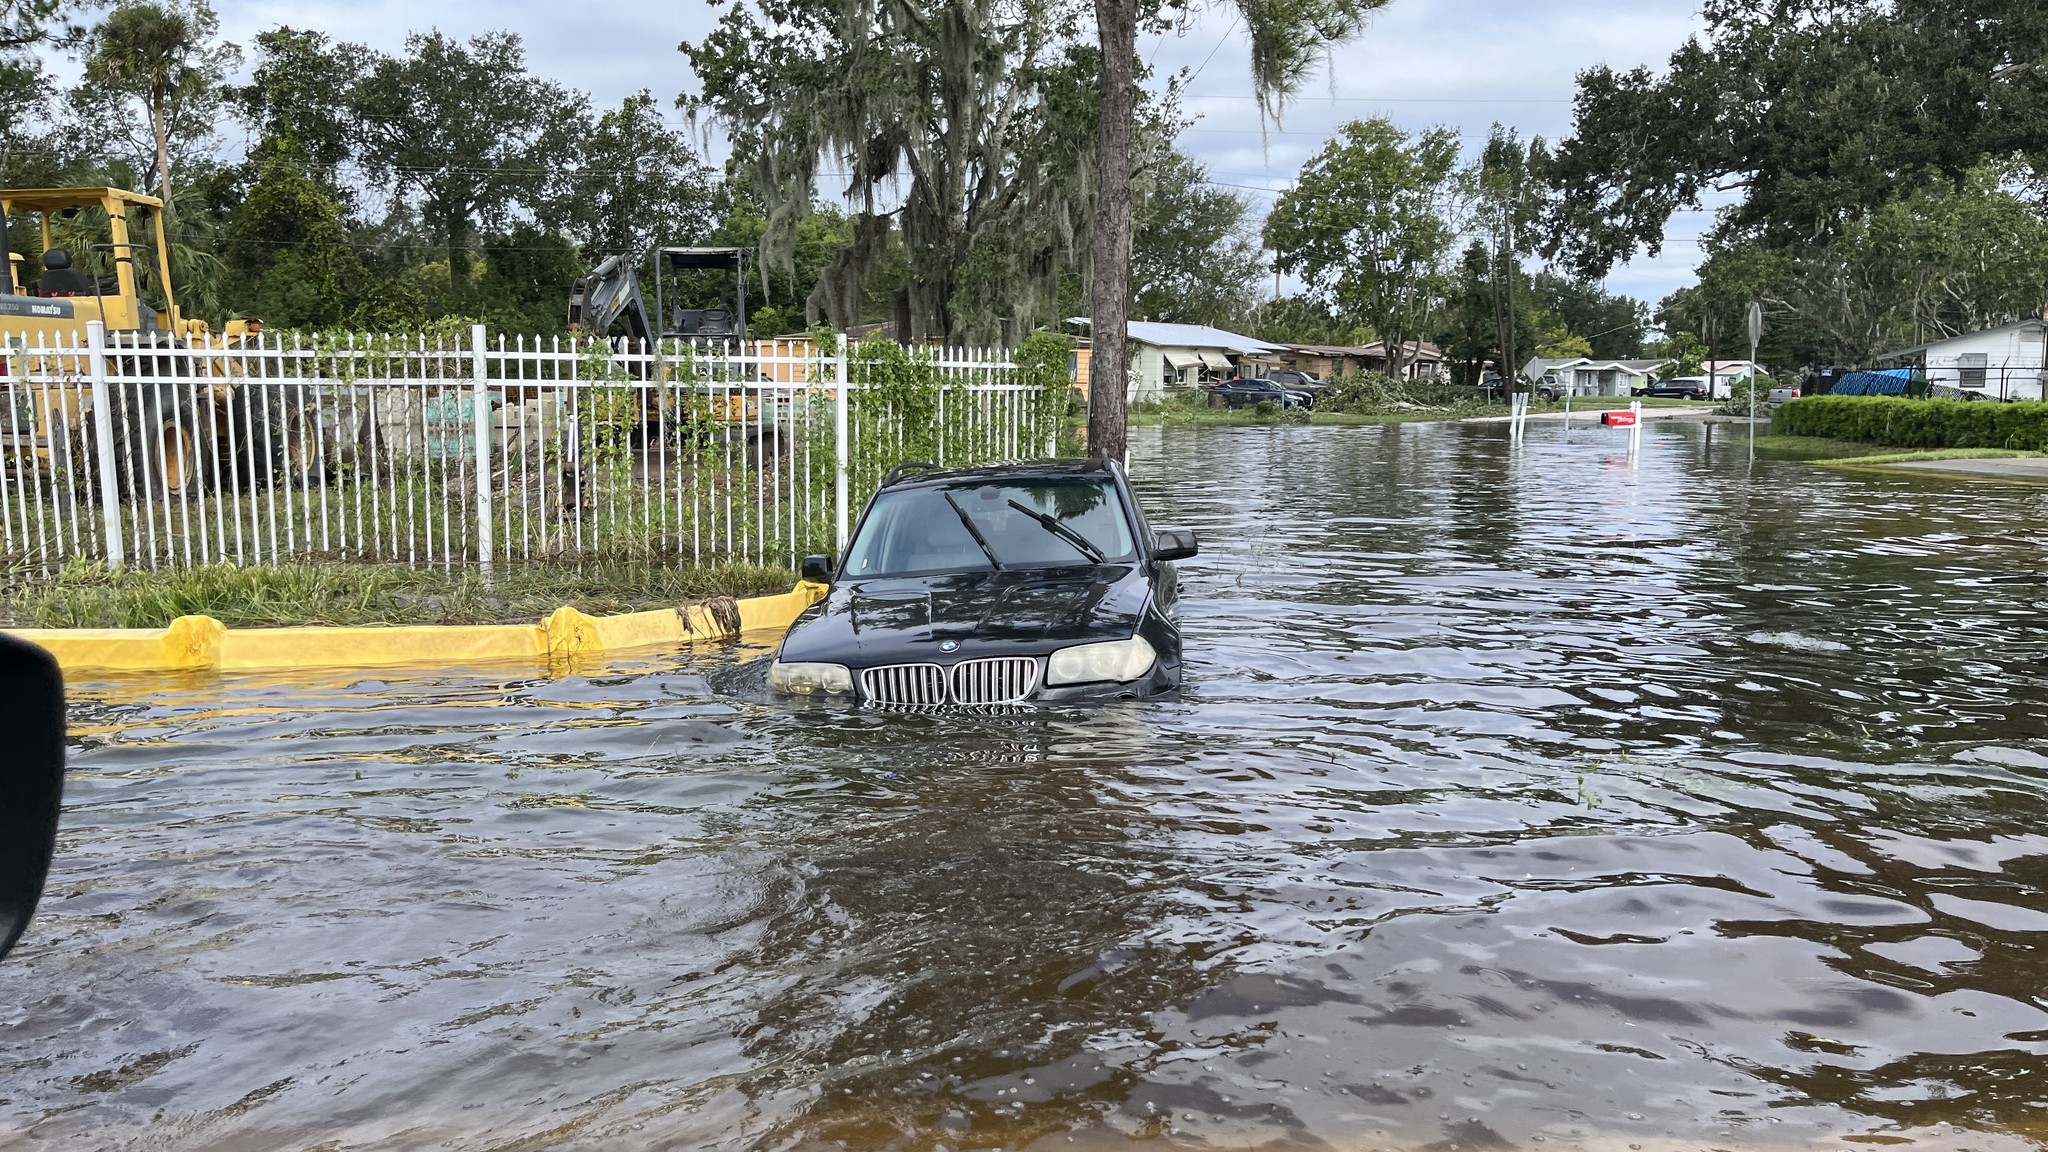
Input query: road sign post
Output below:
<box><xmin>1747</xmin><ymin>301</ymin><xmax>1763</xmax><ymax>458</ymax></box>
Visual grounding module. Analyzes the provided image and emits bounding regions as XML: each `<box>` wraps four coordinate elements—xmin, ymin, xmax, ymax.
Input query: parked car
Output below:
<box><xmin>1930</xmin><ymin>385</ymin><xmax>1995</xmax><ymax>402</ymax></box>
<box><xmin>769</xmin><ymin>461</ymin><xmax>1196</xmax><ymax>706</ymax></box>
<box><xmin>1264</xmin><ymin>368</ymin><xmax>1326</xmax><ymax>393</ymax></box>
<box><xmin>1208</xmin><ymin>377</ymin><xmax>1313</xmax><ymax>409</ymax></box>
<box><xmin>1767</xmin><ymin>383</ymin><xmax>1802</xmax><ymax>407</ymax></box>
<box><xmin>1640</xmin><ymin>376</ymin><xmax>1712</xmax><ymax>400</ymax></box>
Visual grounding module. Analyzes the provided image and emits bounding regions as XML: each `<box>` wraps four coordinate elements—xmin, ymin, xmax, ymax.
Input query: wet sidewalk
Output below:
<box><xmin>1885</xmin><ymin>456</ymin><xmax>2048</xmax><ymax>479</ymax></box>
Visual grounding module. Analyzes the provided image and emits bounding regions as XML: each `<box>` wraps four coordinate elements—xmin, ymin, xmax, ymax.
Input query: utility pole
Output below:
<box><xmin>1703</xmin><ymin>315</ymin><xmax>1719</xmax><ymax>404</ymax></box>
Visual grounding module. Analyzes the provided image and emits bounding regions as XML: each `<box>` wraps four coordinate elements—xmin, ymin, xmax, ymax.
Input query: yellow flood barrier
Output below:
<box><xmin>5</xmin><ymin>582</ymin><xmax>828</xmax><ymax>676</ymax></box>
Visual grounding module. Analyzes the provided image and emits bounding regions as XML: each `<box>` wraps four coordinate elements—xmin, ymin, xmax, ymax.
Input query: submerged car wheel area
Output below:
<box><xmin>769</xmin><ymin>460</ymin><xmax>1198</xmax><ymax>706</ymax></box>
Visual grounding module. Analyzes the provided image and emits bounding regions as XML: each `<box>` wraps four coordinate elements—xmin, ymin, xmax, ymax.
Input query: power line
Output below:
<box><xmin>1181</xmin><ymin>92</ymin><xmax>1572</xmax><ymax>104</ymax></box>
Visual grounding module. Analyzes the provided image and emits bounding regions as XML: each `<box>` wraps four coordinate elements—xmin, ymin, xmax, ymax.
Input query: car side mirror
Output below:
<box><xmin>0</xmin><ymin>634</ymin><xmax>64</xmax><ymax>965</ymax></box>
<box><xmin>800</xmin><ymin>553</ymin><xmax>836</xmax><ymax>584</ymax></box>
<box><xmin>1153</xmin><ymin>528</ymin><xmax>1199</xmax><ymax>563</ymax></box>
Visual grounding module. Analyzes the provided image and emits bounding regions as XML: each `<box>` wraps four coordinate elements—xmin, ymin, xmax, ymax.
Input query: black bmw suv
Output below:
<box><xmin>769</xmin><ymin>461</ymin><xmax>1198</xmax><ymax>705</ymax></box>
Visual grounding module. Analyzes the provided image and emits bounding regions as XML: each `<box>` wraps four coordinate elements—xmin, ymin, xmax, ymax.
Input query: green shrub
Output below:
<box><xmin>1716</xmin><ymin>373</ymin><xmax>1775</xmax><ymax>417</ymax></box>
<box><xmin>1253</xmin><ymin>398</ymin><xmax>1281</xmax><ymax>417</ymax></box>
<box><xmin>1772</xmin><ymin>395</ymin><xmax>2048</xmax><ymax>451</ymax></box>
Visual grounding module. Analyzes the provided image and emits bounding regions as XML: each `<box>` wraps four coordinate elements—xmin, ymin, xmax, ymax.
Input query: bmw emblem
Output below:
<box><xmin>939</xmin><ymin>640</ymin><xmax>960</xmax><ymax>653</ymax></box>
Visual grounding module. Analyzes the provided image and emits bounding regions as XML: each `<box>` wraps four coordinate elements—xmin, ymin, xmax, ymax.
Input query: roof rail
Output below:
<box><xmin>880</xmin><ymin>462</ymin><xmax>940</xmax><ymax>488</ymax></box>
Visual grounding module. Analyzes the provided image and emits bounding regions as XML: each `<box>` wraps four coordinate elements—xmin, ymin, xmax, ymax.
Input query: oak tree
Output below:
<box><xmin>1265</xmin><ymin>118</ymin><xmax>1464</xmax><ymax>380</ymax></box>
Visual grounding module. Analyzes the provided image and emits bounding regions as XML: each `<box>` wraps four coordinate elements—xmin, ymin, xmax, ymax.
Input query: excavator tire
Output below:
<box><xmin>97</xmin><ymin>335</ymin><xmax>219</xmax><ymax>501</ymax></box>
<box><xmin>113</xmin><ymin>382</ymin><xmax>209</xmax><ymax>501</ymax></box>
<box><xmin>222</xmin><ymin>383</ymin><xmax>329</xmax><ymax>489</ymax></box>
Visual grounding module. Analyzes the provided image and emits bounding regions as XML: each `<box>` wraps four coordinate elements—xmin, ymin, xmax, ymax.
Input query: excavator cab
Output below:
<box><xmin>565</xmin><ymin>245</ymin><xmax>758</xmax><ymax>437</ymax></box>
<box><xmin>0</xmin><ymin>187</ymin><xmax>186</xmax><ymax>340</ymax></box>
<box><xmin>566</xmin><ymin>246</ymin><xmax>750</xmax><ymax>347</ymax></box>
<box><xmin>1</xmin><ymin>187</ymin><xmax>265</xmax><ymax>495</ymax></box>
<box><xmin>655</xmin><ymin>247</ymin><xmax>748</xmax><ymax>341</ymax></box>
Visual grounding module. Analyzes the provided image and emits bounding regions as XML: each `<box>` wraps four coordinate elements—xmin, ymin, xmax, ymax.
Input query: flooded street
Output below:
<box><xmin>5</xmin><ymin>420</ymin><xmax>2048</xmax><ymax>1151</ymax></box>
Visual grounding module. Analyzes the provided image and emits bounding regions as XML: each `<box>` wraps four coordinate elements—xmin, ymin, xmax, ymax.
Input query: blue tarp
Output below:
<box><xmin>1827</xmin><ymin>369</ymin><xmax>1919</xmax><ymax>397</ymax></box>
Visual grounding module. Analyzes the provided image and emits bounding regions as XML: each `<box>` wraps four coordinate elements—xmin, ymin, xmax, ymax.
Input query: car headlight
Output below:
<box><xmin>1045</xmin><ymin>637</ymin><xmax>1155</xmax><ymax>686</ymax></box>
<box><xmin>768</xmin><ymin>660</ymin><xmax>853</xmax><ymax>695</ymax></box>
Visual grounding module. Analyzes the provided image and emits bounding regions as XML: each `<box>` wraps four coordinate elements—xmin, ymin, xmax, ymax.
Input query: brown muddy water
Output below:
<box><xmin>4</xmin><ymin>421</ymin><xmax>2048</xmax><ymax>1152</ymax></box>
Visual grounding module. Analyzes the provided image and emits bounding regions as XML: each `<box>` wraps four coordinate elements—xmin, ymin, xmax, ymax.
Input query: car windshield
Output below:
<box><xmin>842</xmin><ymin>478</ymin><xmax>1137</xmax><ymax>577</ymax></box>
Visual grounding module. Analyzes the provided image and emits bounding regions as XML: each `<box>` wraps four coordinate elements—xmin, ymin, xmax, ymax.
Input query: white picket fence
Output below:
<box><xmin>0</xmin><ymin>323</ymin><xmax>1058</xmax><ymax>573</ymax></box>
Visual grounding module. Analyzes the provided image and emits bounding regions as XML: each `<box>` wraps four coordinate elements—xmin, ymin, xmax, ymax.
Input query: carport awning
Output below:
<box><xmin>1162</xmin><ymin>350</ymin><xmax>1201</xmax><ymax>370</ymax></box>
<box><xmin>1197</xmin><ymin>351</ymin><xmax>1234</xmax><ymax>371</ymax></box>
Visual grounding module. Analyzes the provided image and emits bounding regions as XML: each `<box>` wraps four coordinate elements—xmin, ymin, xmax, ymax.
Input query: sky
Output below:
<box><xmin>211</xmin><ymin>0</ymin><xmax>1716</xmax><ymax>308</ymax></box>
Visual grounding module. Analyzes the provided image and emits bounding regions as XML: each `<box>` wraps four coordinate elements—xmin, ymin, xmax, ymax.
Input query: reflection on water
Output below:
<box><xmin>4</xmin><ymin>420</ymin><xmax>2048</xmax><ymax>1151</ymax></box>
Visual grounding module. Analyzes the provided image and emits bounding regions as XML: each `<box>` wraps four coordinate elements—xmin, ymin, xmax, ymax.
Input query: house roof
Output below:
<box><xmin>1360</xmin><ymin>340</ymin><xmax>1446</xmax><ymax>361</ymax></box>
<box><xmin>1701</xmin><ymin>358</ymin><xmax>1761</xmax><ymax>372</ymax></box>
<box><xmin>1522</xmin><ymin>356</ymin><xmax>1670</xmax><ymax>375</ymax></box>
<box><xmin>1125</xmin><ymin>321</ymin><xmax>1279</xmax><ymax>354</ymax></box>
<box><xmin>1260</xmin><ymin>341</ymin><xmax>1444</xmax><ymax>361</ymax></box>
<box><xmin>1271</xmin><ymin>343</ymin><xmax>1378</xmax><ymax>358</ymax></box>
<box><xmin>1876</xmin><ymin>318</ymin><xmax>2047</xmax><ymax>362</ymax></box>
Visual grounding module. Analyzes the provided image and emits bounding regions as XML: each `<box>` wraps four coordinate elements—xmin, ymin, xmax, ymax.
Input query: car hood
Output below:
<box><xmin>777</xmin><ymin>565</ymin><xmax>1150</xmax><ymax>666</ymax></box>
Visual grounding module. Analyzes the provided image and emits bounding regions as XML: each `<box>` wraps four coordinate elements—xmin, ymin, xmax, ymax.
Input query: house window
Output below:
<box><xmin>1958</xmin><ymin>352</ymin><xmax>1988</xmax><ymax>390</ymax></box>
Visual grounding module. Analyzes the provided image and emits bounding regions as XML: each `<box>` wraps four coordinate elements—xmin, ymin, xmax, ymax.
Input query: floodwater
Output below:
<box><xmin>5</xmin><ymin>419</ymin><xmax>2048</xmax><ymax>1152</ymax></box>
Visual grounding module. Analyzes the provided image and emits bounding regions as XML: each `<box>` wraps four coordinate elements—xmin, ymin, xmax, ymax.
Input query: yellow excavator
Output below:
<box><xmin>0</xmin><ymin>186</ymin><xmax>289</xmax><ymax>498</ymax></box>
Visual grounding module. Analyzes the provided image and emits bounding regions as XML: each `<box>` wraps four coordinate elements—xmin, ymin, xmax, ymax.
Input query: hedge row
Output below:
<box><xmin>1771</xmin><ymin>395</ymin><xmax>2048</xmax><ymax>451</ymax></box>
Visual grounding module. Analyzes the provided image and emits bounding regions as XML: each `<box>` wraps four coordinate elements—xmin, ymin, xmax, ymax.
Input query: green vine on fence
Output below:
<box><xmin>848</xmin><ymin>335</ymin><xmax>944</xmax><ymax>477</ymax></box>
<box><xmin>303</xmin><ymin>316</ymin><xmax>485</xmax><ymax>382</ymax></box>
<box><xmin>576</xmin><ymin>340</ymin><xmax>639</xmax><ymax>478</ymax></box>
<box><xmin>837</xmin><ymin>328</ymin><xmax>1076</xmax><ymax>504</ymax></box>
<box><xmin>1014</xmin><ymin>329</ymin><xmax>1077</xmax><ymax>451</ymax></box>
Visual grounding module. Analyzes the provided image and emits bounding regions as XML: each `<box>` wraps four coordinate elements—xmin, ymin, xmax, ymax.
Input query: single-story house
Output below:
<box><xmin>1359</xmin><ymin>341</ymin><xmax>1448</xmax><ymax>381</ymax></box>
<box><xmin>1876</xmin><ymin>319</ymin><xmax>2047</xmax><ymax>401</ymax></box>
<box><xmin>1244</xmin><ymin>343</ymin><xmax>1378</xmax><ymax>379</ymax></box>
<box><xmin>1521</xmin><ymin>357</ymin><xmax>1670</xmax><ymax>396</ymax></box>
<box><xmin>1125</xmin><ymin>321</ymin><xmax>1280</xmax><ymax>401</ymax></box>
<box><xmin>1701</xmin><ymin>359</ymin><xmax>1767</xmax><ymax>385</ymax></box>
<box><xmin>1243</xmin><ymin>340</ymin><xmax>1449</xmax><ymax>382</ymax></box>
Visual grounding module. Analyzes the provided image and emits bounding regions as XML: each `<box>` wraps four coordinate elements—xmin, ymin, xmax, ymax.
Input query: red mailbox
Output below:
<box><xmin>1601</xmin><ymin>410</ymin><xmax>1639</xmax><ymax>428</ymax></box>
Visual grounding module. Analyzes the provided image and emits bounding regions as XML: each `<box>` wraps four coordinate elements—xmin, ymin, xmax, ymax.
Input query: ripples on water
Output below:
<box><xmin>3</xmin><ymin>421</ymin><xmax>2047</xmax><ymax>1151</ymax></box>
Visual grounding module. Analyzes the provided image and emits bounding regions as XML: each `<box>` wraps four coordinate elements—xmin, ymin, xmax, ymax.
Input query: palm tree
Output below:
<box><xmin>82</xmin><ymin>1</ymin><xmax>233</xmax><ymax>212</ymax></box>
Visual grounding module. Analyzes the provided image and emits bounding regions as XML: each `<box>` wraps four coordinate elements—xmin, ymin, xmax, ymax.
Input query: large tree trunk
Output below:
<box><xmin>1502</xmin><ymin>232</ymin><xmax>1518</xmax><ymax>385</ymax></box>
<box><xmin>446</xmin><ymin>208</ymin><xmax>473</xmax><ymax>297</ymax></box>
<box><xmin>1493</xmin><ymin>214</ymin><xmax>1519</xmax><ymax>389</ymax></box>
<box><xmin>148</xmin><ymin>97</ymin><xmax>173</xmax><ymax>210</ymax></box>
<box><xmin>1087</xmin><ymin>0</ymin><xmax>1138</xmax><ymax>466</ymax></box>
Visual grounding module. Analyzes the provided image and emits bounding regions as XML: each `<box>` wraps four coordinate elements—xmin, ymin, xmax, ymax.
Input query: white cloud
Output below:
<box><xmin>1144</xmin><ymin>0</ymin><xmax>1710</xmax><ymax>304</ymax></box>
<box><xmin>207</xmin><ymin>0</ymin><xmax>1713</xmax><ymax>303</ymax></box>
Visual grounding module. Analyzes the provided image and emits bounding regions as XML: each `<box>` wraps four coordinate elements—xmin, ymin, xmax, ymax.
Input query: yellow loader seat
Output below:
<box><xmin>37</xmin><ymin>249</ymin><xmax>88</xmax><ymax>297</ymax></box>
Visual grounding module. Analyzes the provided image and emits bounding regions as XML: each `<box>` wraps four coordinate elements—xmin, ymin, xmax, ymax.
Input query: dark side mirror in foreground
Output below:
<box><xmin>0</xmin><ymin>634</ymin><xmax>63</xmax><ymax>965</ymax></box>
<box><xmin>1153</xmin><ymin>528</ymin><xmax>1199</xmax><ymax>563</ymax></box>
<box><xmin>800</xmin><ymin>554</ymin><xmax>837</xmax><ymax>584</ymax></box>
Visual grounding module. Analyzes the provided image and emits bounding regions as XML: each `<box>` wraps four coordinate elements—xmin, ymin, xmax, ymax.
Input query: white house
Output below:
<box><xmin>1701</xmin><ymin>359</ymin><xmax>1767</xmax><ymax>386</ymax></box>
<box><xmin>1877</xmin><ymin>319</ymin><xmax>2047</xmax><ymax>401</ymax></box>
<box><xmin>1126</xmin><ymin>322</ymin><xmax>1280</xmax><ymax>402</ymax></box>
<box><xmin>1520</xmin><ymin>357</ymin><xmax>1671</xmax><ymax>397</ymax></box>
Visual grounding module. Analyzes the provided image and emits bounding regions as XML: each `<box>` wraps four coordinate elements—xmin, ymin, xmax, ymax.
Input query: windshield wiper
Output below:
<box><xmin>1005</xmin><ymin>499</ymin><xmax>1106</xmax><ymax>564</ymax></box>
<box><xmin>942</xmin><ymin>492</ymin><xmax>1004</xmax><ymax>571</ymax></box>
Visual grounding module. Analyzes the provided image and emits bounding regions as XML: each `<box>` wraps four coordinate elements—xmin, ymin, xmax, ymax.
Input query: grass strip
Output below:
<box><xmin>1753</xmin><ymin>434</ymin><xmax>2045</xmax><ymax>465</ymax></box>
<box><xmin>1813</xmin><ymin>448</ymin><xmax>2046</xmax><ymax>468</ymax></box>
<box><xmin>1</xmin><ymin>558</ymin><xmax>796</xmax><ymax>630</ymax></box>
